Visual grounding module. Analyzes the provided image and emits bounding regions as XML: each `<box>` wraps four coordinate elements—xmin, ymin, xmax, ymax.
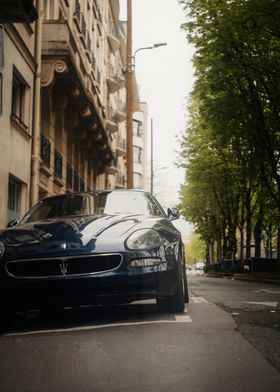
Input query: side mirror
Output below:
<box><xmin>167</xmin><ymin>207</ymin><xmax>180</xmax><ymax>221</ymax></box>
<box><xmin>7</xmin><ymin>219</ymin><xmax>18</xmax><ymax>228</ymax></box>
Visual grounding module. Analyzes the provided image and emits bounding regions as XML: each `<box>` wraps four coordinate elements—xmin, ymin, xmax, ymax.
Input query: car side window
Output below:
<box><xmin>66</xmin><ymin>196</ymin><xmax>90</xmax><ymax>216</ymax></box>
<box><xmin>145</xmin><ymin>195</ymin><xmax>164</xmax><ymax>217</ymax></box>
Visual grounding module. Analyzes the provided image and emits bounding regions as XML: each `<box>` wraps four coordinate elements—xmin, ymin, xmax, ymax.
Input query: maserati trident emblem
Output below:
<box><xmin>59</xmin><ymin>261</ymin><xmax>68</xmax><ymax>276</ymax></box>
<box><xmin>60</xmin><ymin>242</ymin><xmax>67</xmax><ymax>251</ymax></box>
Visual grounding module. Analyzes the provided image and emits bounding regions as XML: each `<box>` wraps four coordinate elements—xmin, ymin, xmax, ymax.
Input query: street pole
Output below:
<box><xmin>126</xmin><ymin>0</ymin><xmax>134</xmax><ymax>189</ymax></box>
<box><xmin>150</xmin><ymin>118</ymin><xmax>153</xmax><ymax>195</ymax></box>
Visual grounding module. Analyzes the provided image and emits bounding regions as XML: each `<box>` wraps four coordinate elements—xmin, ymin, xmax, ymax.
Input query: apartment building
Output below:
<box><xmin>0</xmin><ymin>0</ymin><xmax>132</xmax><ymax>227</ymax></box>
<box><xmin>0</xmin><ymin>4</ymin><xmax>37</xmax><ymax>227</ymax></box>
<box><xmin>133</xmin><ymin>102</ymin><xmax>148</xmax><ymax>190</ymax></box>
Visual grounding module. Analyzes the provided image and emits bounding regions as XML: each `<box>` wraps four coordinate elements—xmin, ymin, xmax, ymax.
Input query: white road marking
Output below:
<box><xmin>174</xmin><ymin>313</ymin><xmax>192</xmax><ymax>323</ymax></box>
<box><xmin>191</xmin><ymin>296</ymin><xmax>208</xmax><ymax>303</ymax></box>
<box><xmin>252</xmin><ymin>289</ymin><xmax>280</xmax><ymax>294</ymax></box>
<box><xmin>5</xmin><ymin>313</ymin><xmax>192</xmax><ymax>337</ymax></box>
<box><xmin>243</xmin><ymin>301</ymin><xmax>278</xmax><ymax>307</ymax></box>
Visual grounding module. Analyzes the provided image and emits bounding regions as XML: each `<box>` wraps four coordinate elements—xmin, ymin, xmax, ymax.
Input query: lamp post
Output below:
<box><xmin>132</xmin><ymin>43</ymin><xmax>167</xmax><ymax>67</ymax></box>
<box><xmin>150</xmin><ymin>156</ymin><xmax>168</xmax><ymax>196</ymax></box>
<box><xmin>126</xmin><ymin>30</ymin><xmax>167</xmax><ymax>189</ymax></box>
<box><xmin>126</xmin><ymin>0</ymin><xmax>133</xmax><ymax>189</ymax></box>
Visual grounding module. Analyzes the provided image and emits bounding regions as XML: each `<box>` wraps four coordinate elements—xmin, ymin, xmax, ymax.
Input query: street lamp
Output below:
<box><xmin>132</xmin><ymin>43</ymin><xmax>167</xmax><ymax>194</ymax></box>
<box><xmin>132</xmin><ymin>43</ymin><xmax>167</xmax><ymax>68</ymax></box>
<box><xmin>126</xmin><ymin>2</ymin><xmax>166</xmax><ymax>189</ymax></box>
<box><xmin>150</xmin><ymin>159</ymin><xmax>168</xmax><ymax>195</ymax></box>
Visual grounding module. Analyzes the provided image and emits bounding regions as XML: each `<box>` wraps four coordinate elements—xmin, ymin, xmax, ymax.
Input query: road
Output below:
<box><xmin>0</xmin><ymin>273</ymin><xmax>280</xmax><ymax>392</ymax></box>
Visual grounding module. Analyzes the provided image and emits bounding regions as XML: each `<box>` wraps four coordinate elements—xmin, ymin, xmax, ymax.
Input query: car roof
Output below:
<box><xmin>39</xmin><ymin>189</ymin><xmax>149</xmax><ymax>202</ymax></box>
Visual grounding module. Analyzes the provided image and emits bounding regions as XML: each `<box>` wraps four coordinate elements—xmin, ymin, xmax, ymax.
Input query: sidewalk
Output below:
<box><xmin>204</xmin><ymin>270</ymin><xmax>280</xmax><ymax>285</ymax></box>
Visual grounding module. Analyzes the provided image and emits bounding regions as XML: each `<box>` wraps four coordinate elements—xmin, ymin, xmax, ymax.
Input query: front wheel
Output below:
<box><xmin>0</xmin><ymin>309</ymin><xmax>13</xmax><ymax>333</ymax></box>
<box><xmin>157</xmin><ymin>264</ymin><xmax>186</xmax><ymax>313</ymax></box>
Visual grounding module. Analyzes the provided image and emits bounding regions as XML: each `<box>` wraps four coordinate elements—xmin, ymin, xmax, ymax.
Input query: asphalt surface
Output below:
<box><xmin>191</xmin><ymin>272</ymin><xmax>280</xmax><ymax>372</ymax></box>
<box><xmin>0</xmin><ymin>273</ymin><xmax>280</xmax><ymax>391</ymax></box>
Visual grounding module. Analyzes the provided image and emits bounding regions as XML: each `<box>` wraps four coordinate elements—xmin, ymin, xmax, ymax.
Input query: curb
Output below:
<box><xmin>204</xmin><ymin>273</ymin><xmax>280</xmax><ymax>286</ymax></box>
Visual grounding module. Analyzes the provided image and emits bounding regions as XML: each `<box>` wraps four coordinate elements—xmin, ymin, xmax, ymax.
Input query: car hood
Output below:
<box><xmin>0</xmin><ymin>214</ymin><xmax>145</xmax><ymax>259</ymax></box>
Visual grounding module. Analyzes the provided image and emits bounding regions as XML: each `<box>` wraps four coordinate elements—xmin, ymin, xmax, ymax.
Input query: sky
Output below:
<box><xmin>119</xmin><ymin>0</ymin><xmax>194</xmax><ymax>238</ymax></box>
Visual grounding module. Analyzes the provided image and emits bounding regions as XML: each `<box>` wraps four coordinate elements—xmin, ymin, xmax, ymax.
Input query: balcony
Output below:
<box><xmin>116</xmin><ymin>104</ymin><xmax>126</xmax><ymax>122</ymax></box>
<box><xmin>0</xmin><ymin>0</ymin><xmax>37</xmax><ymax>23</ymax></box>
<box><xmin>106</xmin><ymin>65</ymin><xmax>122</xmax><ymax>94</ymax></box>
<box><xmin>106</xmin><ymin>108</ymin><xmax>118</xmax><ymax>134</ymax></box>
<box><xmin>116</xmin><ymin>139</ymin><xmax>126</xmax><ymax>157</ymax></box>
<box><xmin>41</xmin><ymin>20</ymin><xmax>114</xmax><ymax>164</ymax></box>
<box><xmin>107</xmin><ymin>22</ymin><xmax>120</xmax><ymax>53</ymax></box>
<box><xmin>105</xmin><ymin>156</ymin><xmax>118</xmax><ymax>175</ymax></box>
<box><xmin>116</xmin><ymin>175</ymin><xmax>126</xmax><ymax>189</ymax></box>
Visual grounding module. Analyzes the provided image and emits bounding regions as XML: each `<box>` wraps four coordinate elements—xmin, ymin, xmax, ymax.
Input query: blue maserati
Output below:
<box><xmin>0</xmin><ymin>190</ymin><xmax>188</xmax><ymax>320</ymax></box>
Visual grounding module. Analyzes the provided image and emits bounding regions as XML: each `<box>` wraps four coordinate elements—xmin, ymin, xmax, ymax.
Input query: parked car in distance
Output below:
<box><xmin>0</xmin><ymin>190</ymin><xmax>189</xmax><ymax>322</ymax></box>
<box><xmin>195</xmin><ymin>262</ymin><xmax>205</xmax><ymax>271</ymax></box>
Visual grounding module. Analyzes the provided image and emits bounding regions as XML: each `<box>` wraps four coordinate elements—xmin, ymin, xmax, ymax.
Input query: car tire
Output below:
<box><xmin>0</xmin><ymin>309</ymin><xmax>13</xmax><ymax>333</ymax></box>
<box><xmin>183</xmin><ymin>268</ymin><xmax>189</xmax><ymax>303</ymax></box>
<box><xmin>157</xmin><ymin>264</ymin><xmax>185</xmax><ymax>313</ymax></box>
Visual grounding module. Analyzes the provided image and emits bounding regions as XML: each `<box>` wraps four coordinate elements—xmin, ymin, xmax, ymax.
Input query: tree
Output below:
<box><xmin>179</xmin><ymin>0</ymin><xmax>280</xmax><ymax>267</ymax></box>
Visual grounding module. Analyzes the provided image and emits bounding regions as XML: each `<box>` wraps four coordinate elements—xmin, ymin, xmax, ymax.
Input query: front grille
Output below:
<box><xmin>5</xmin><ymin>254</ymin><xmax>122</xmax><ymax>279</ymax></box>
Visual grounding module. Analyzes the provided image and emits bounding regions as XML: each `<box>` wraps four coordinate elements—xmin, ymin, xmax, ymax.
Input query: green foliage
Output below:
<box><xmin>185</xmin><ymin>233</ymin><xmax>205</xmax><ymax>264</ymax></box>
<box><xmin>179</xmin><ymin>0</ymin><xmax>280</xmax><ymax>260</ymax></box>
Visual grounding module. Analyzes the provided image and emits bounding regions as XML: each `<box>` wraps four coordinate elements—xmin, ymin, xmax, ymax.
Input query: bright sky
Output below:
<box><xmin>119</xmin><ymin>0</ymin><xmax>194</xmax><ymax>238</ymax></box>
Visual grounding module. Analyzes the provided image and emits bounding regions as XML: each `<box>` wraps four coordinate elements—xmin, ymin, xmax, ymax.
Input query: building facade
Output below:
<box><xmin>133</xmin><ymin>102</ymin><xmax>148</xmax><ymax>190</ymax></box>
<box><xmin>0</xmin><ymin>0</ymin><xmax>141</xmax><ymax>228</ymax></box>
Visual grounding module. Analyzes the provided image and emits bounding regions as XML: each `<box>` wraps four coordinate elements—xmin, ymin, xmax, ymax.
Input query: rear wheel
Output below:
<box><xmin>157</xmin><ymin>264</ymin><xmax>185</xmax><ymax>313</ymax></box>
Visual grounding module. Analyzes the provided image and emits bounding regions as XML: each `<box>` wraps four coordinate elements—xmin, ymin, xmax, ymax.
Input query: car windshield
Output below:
<box><xmin>20</xmin><ymin>192</ymin><xmax>165</xmax><ymax>223</ymax></box>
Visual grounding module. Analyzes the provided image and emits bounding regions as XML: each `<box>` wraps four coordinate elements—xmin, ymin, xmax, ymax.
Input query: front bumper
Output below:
<box><xmin>0</xmin><ymin>258</ymin><xmax>178</xmax><ymax>310</ymax></box>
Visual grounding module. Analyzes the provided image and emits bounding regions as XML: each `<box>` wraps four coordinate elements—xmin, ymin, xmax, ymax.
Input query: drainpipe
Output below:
<box><xmin>30</xmin><ymin>0</ymin><xmax>43</xmax><ymax>207</ymax></box>
<box><xmin>126</xmin><ymin>0</ymin><xmax>133</xmax><ymax>189</ymax></box>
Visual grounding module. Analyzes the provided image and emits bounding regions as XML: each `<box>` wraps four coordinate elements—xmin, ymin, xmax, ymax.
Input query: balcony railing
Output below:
<box><xmin>97</xmin><ymin>68</ymin><xmax>101</xmax><ymax>85</ymax></box>
<box><xmin>75</xmin><ymin>0</ymin><xmax>81</xmax><ymax>20</ymax></box>
<box><xmin>81</xmin><ymin>13</ymin><xmax>86</xmax><ymax>36</ymax></box>
<box><xmin>118</xmin><ymin>139</ymin><xmax>126</xmax><ymax>150</ymax></box>
<box><xmin>116</xmin><ymin>103</ymin><xmax>126</xmax><ymax>122</ymax></box>
<box><xmin>87</xmin><ymin>32</ymin><xmax>91</xmax><ymax>52</ymax></box>
<box><xmin>80</xmin><ymin>178</ymin><xmax>85</xmax><ymax>191</ymax></box>
<box><xmin>66</xmin><ymin>163</ymin><xmax>73</xmax><ymax>189</ymax></box>
<box><xmin>91</xmin><ymin>52</ymin><xmax>96</xmax><ymax>69</ymax></box>
<box><xmin>74</xmin><ymin>171</ymin><xmax>79</xmax><ymax>192</ymax></box>
<box><xmin>54</xmin><ymin>150</ymin><xmax>63</xmax><ymax>179</ymax></box>
<box><xmin>41</xmin><ymin>134</ymin><xmax>51</xmax><ymax>168</ymax></box>
<box><xmin>107</xmin><ymin>21</ymin><xmax>120</xmax><ymax>52</ymax></box>
<box><xmin>107</xmin><ymin>107</ymin><xmax>118</xmax><ymax>123</ymax></box>
<box><xmin>108</xmin><ymin>65</ymin><xmax>121</xmax><ymax>82</ymax></box>
<box><xmin>117</xmin><ymin>175</ymin><xmax>126</xmax><ymax>187</ymax></box>
<box><xmin>106</xmin><ymin>65</ymin><xmax>122</xmax><ymax>93</ymax></box>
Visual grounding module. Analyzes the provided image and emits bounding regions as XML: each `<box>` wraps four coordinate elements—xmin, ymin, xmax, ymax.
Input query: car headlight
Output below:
<box><xmin>0</xmin><ymin>240</ymin><xmax>5</xmax><ymax>258</ymax></box>
<box><xmin>125</xmin><ymin>229</ymin><xmax>161</xmax><ymax>250</ymax></box>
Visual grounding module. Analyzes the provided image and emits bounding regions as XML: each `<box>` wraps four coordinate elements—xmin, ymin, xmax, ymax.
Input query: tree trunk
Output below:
<box><xmin>246</xmin><ymin>214</ymin><xmax>252</xmax><ymax>260</ymax></box>
<box><xmin>253</xmin><ymin>204</ymin><xmax>264</xmax><ymax>258</ymax></box>
<box><xmin>277</xmin><ymin>228</ymin><xmax>280</xmax><ymax>272</ymax></box>
<box><xmin>217</xmin><ymin>234</ymin><xmax>222</xmax><ymax>263</ymax></box>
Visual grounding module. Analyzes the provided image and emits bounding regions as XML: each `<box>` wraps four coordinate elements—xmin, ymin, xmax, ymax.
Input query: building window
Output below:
<box><xmin>54</xmin><ymin>150</ymin><xmax>63</xmax><ymax>179</ymax></box>
<box><xmin>40</xmin><ymin>134</ymin><xmax>51</xmax><ymax>168</ymax></box>
<box><xmin>133</xmin><ymin>120</ymin><xmax>142</xmax><ymax>137</ymax></box>
<box><xmin>8</xmin><ymin>176</ymin><xmax>22</xmax><ymax>221</ymax></box>
<box><xmin>133</xmin><ymin>146</ymin><xmax>142</xmax><ymax>163</ymax></box>
<box><xmin>11</xmin><ymin>72</ymin><xmax>26</xmax><ymax>125</ymax></box>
